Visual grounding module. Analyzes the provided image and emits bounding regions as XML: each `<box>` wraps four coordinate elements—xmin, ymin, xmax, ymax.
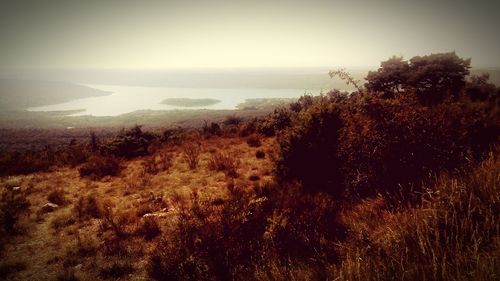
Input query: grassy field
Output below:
<box><xmin>0</xmin><ymin>133</ymin><xmax>277</xmax><ymax>280</ymax></box>
<box><xmin>0</xmin><ymin>131</ymin><xmax>498</xmax><ymax>280</ymax></box>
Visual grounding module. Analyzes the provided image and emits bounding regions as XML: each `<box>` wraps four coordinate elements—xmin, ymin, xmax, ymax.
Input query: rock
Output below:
<box><xmin>142</xmin><ymin>212</ymin><xmax>168</xmax><ymax>218</ymax></box>
<box><xmin>41</xmin><ymin>202</ymin><xmax>59</xmax><ymax>213</ymax></box>
<box><xmin>74</xmin><ymin>264</ymin><xmax>82</xmax><ymax>270</ymax></box>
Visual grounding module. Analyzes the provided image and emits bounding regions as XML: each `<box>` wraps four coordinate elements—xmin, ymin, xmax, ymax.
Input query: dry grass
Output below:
<box><xmin>1</xmin><ymin>133</ymin><xmax>497</xmax><ymax>280</ymax></box>
<box><xmin>332</xmin><ymin>153</ymin><xmax>500</xmax><ymax>280</ymax></box>
<box><xmin>208</xmin><ymin>152</ymin><xmax>241</xmax><ymax>178</ymax></box>
<box><xmin>0</xmin><ymin>136</ymin><xmax>275</xmax><ymax>280</ymax></box>
<box><xmin>182</xmin><ymin>143</ymin><xmax>201</xmax><ymax>170</ymax></box>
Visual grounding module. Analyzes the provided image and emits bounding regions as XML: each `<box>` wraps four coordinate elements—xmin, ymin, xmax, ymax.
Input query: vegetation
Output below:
<box><xmin>78</xmin><ymin>155</ymin><xmax>122</xmax><ymax>179</ymax></box>
<box><xmin>0</xmin><ymin>53</ymin><xmax>498</xmax><ymax>280</ymax></box>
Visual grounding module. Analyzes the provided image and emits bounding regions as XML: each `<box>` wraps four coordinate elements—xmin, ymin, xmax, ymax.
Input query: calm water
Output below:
<box><xmin>28</xmin><ymin>84</ymin><xmax>313</xmax><ymax>116</ymax></box>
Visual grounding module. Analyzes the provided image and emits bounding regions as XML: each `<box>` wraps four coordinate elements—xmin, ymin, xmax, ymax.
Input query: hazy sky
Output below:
<box><xmin>0</xmin><ymin>0</ymin><xmax>499</xmax><ymax>69</ymax></box>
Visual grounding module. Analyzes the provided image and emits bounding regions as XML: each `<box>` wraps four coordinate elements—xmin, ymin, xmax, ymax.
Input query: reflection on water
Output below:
<box><xmin>28</xmin><ymin>84</ymin><xmax>314</xmax><ymax>116</ymax></box>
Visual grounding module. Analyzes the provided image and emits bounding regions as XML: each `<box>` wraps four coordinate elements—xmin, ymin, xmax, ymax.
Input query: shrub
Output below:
<box><xmin>51</xmin><ymin>212</ymin><xmax>76</xmax><ymax>229</ymax></box>
<box><xmin>147</xmin><ymin>183</ymin><xmax>344</xmax><ymax>280</ymax></box>
<box><xmin>464</xmin><ymin>73</ymin><xmax>500</xmax><ymax>102</ymax></box>
<box><xmin>0</xmin><ymin>188</ymin><xmax>30</xmax><ymax>235</ymax></box>
<box><xmin>0</xmin><ymin>260</ymin><xmax>26</xmax><ymax>279</ymax></box>
<box><xmin>208</xmin><ymin>152</ymin><xmax>240</xmax><ymax>178</ymax></box>
<box><xmin>143</xmin><ymin>151</ymin><xmax>172</xmax><ymax>175</ymax></box>
<box><xmin>57</xmin><ymin>268</ymin><xmax>80</xmax><ymax>281</ymax></box>
<box><xmin>56</xmin><ymin>269</ymin><xmax>79</xmax><ymax>281</ymax></box>
<box><xmin>0</xmin><ymin>149</ymin><xmax>52</xmax><ymax>176</ymax></box>
<box><xmin>334</xmin><ymin>152</ymin><xmax>500</xmax><ymax>280</ymax></box>
<box><xmin>162</xmin><ymin>127</ymin><xmax>185</xmax><ymax>144</ymax></box>
<box><xmin>276</xmin><ymin>96</ymin><xmax>343</xmax><ymax>195</ymax></box>
<box><xmin>202</xmin><ymin>121</ymin><xmax>222</xmax><ymax>136</ymax></box>
<box><xmin>246</xmin><ymin>134</ymin><xmax>262</xmax><ymax>147</ymax></box>
<box><xmin>136</xmin><ymin>217</ymin><xmax>161</xmax><ymax>241</ymax></box>
<box><xmin>183</xmin><ymin>143</ymin><xmax>201</xmax><ymax>170</ymax></box>
<box><xmin>257</xmin><ymin>107</ymin><xmax>292</xmax><ymax>136</ymax></box>
<box><xmin>79</xmin><ymin>155</ymin><xmax>121</xmax><ymax>180</ymax></box>
<box><xmin>223</xmin><ymin>115</ymin><xmax>243</xmax><ymax>126</ymax></box>
<box><xmin>47</xmin><ymin>189</ymin><xmax>66</xmax><ymax>205</ymax></box>
<box><xmin>249</xmin><ymin>174</ymin><xmax>260</xmax><ymax>181</ymax></box>
<box><xmin>239</xmin><ymin>118</ymin><xmax>258</xmax><ymax>137</ymax></box>
<box><xmin>100</xmin><ymin>125</ymin><xmax>157</xmax><ymax>159</ymax></box>
<box><xmin>276</xmin><ymin>71</ymin><xmax>499</xmax><ymax>197</ymax></box>
<box><xmin>99</xmin><ymin>261</ymin><xmax>134</xmax><ymax>279</ymax></box>
<box><xmin>74</xmin><ymin>194</ymin><xmax>104</xmax><ymax>220</ymax></box>
<box><xmin>255</xmin><ymin>150</ymin><xmax>265</xmax><ymax>159</ymax></box>
<box><xmin>338</xmin><ymin>96</ymin><xmax>499</xmax><ymax>196</ymax></box>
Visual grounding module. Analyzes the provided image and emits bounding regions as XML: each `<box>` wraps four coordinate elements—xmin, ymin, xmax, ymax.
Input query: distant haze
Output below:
<box><xmin>1</xmin><ymin>0</ymin><xmax>499</xmax><ymax>69</ymax></box>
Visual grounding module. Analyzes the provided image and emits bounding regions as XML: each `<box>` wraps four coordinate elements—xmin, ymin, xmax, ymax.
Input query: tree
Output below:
<box><xmin>407</xmin><ymin>52</ymin><xmax>470</xmax><ymax>102</ymax></box>
<box><xmin>365</xmin><ymin>56</ymin><xmax>409</xmax><ymax>96</ymax></box>
<box><xmin>365</xmin><ymin>52</ymin><xmax>471</xmax><ymax>103</ymax></box>
<box><xmin>329</xmin><ymin>68</ymin><xmax>364</xmax><ymax>93</ymax></box>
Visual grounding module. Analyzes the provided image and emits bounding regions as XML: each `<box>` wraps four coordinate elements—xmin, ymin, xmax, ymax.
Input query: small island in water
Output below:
<box><xmin>160</xmin><ymin>98</ymin><xmax>221</xmax><ymax>107</ymax></box>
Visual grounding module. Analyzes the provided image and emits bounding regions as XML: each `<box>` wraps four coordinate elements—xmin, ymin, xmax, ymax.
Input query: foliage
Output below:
<box><xmin>74</xmin><ymin>194</ymin><xmax>105</xmax><ymax>220</ymax></box>
<box><xmin>136</xmin><ymin>217</ymin><xmax>161</xmax><ymax>241</ymax></box>
<box><xmin>147</xmin><ymin>184</ymin><xmax>344</xmax><ymax>281</ymax></box>
<box><xmin>99</xmin><ymin>261</ymin><xmax>134</xmax><ymax>279</ymax></box>
<box><xmin>202</xmin><ymin>121</ymin><xmax>222</xmax><ymax>137</ymax></box>
<box><xmin>366</xmin><ymin>52</ymin><xmax>471</xmax><ymax>103</ymax></box>
<box><xmin>364</xmin><ymin>56</ymin><xmax>409</xmax><ymax>95</ymax></box>
<box><xmin>79</xmin><ymin>155</ymin><xmax>121</xmax><ymax>179</ymax></box>
<box><xmin>329</xmin><ymin>68</ymin><xmax>364</xmax><ymax>92</ymax></box>
<box><xmin>47</xmin><ymin>189</ymin><xmax>67</xmax><ymax>206</ymax></box>
<box><xmin>183</xmin><ymin>143</ymin><xmax>201</xmax><ymax>170</ymax></box>
<box><xmin>208</xmin><ymin>152</ymin><xmax>240</xmax><ymax>178</ymax></box>
<box><xmin>100</xmin><ymin>125</ymin><xmax>157</xmax><ymax>158</ymax></box>
<box><xmin>0</xmin><ymin>187</ymin><xmax>30</xmax><ymax>235</ymax></box>
<box><xmin>257</xmin><ymin>107</ymin><xmax>292</xmax><ymax>136</ymax></box>
<box><xmin>276</xmin><ymin>96</ymin><xmax>343</xmax><ymax>194</ymax></box>
<box><xmin>334</xmin><ymin>153</ymin><xmax>500</xmax><ymax>280</ymax></box>
<box><xmin>223</xmin><ymin>115</ymin><xmax>243</xmax><ymax>126</ymax></box>
<box><xmin>275</xmin><ymin>53</ymin><xmax>498</xmax><ymax>197</ymax></box>
<box><xmin>245</xmin><ymin>134</ymin><xmax>262</xmax><ymax>147</ymax></box>
<box><xmin>143</xmin><ymin>151</ymin><xmax>172</xmax><ymax>175</ymax></box>
<box><xmin>255</xmin><ymin>150</ymin><xmax>265</xmax><ymax>159</ymax></box>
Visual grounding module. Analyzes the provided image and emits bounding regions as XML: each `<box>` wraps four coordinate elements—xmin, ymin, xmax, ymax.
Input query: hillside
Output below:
<box><xmin>0</xmin><ymin>79</ymin><xmax>110</xmax><ymax>110</ymax></box>
<box><xmin>1</xmin><ymin>53</ymin><xmax>499</xmax><ymax>281</ymax></box>
<box><xmin>0</xmin><ymin>134</ymin><xmax>277</xmax><ymax>280</ymax></box>
<box><xmin>0</xmin><ymin>129</ymin><xmax>498</xmax><ymax>280</ymax></box>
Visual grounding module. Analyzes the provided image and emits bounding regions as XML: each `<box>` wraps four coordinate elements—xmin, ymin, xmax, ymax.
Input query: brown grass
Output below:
<box><xmin>182</xmin><ymin>143</ymin><xmax>201</xmax><ymax>170</ymax></box>
<box><xmin>208</xmin><ymin>152</ymin><xmax>241</xmax><ymax>178</ymax></box>
<box><xmin>0</xmin><ymin>130</ymin><xmax>497</xmax><ymax>280</ymax></box>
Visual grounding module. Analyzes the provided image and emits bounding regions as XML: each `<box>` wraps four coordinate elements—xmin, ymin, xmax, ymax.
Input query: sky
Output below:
<box><xmin>0</xmin><ymin>0</ymin><xmax>499</xmax><ymax>69</ymax></box>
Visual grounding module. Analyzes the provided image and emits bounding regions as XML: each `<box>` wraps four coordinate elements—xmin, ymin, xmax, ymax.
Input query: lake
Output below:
<box><xmin>27</xmin><ymin>84</ymin><xmax>319</xmax><ymax>116</ymax></box>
